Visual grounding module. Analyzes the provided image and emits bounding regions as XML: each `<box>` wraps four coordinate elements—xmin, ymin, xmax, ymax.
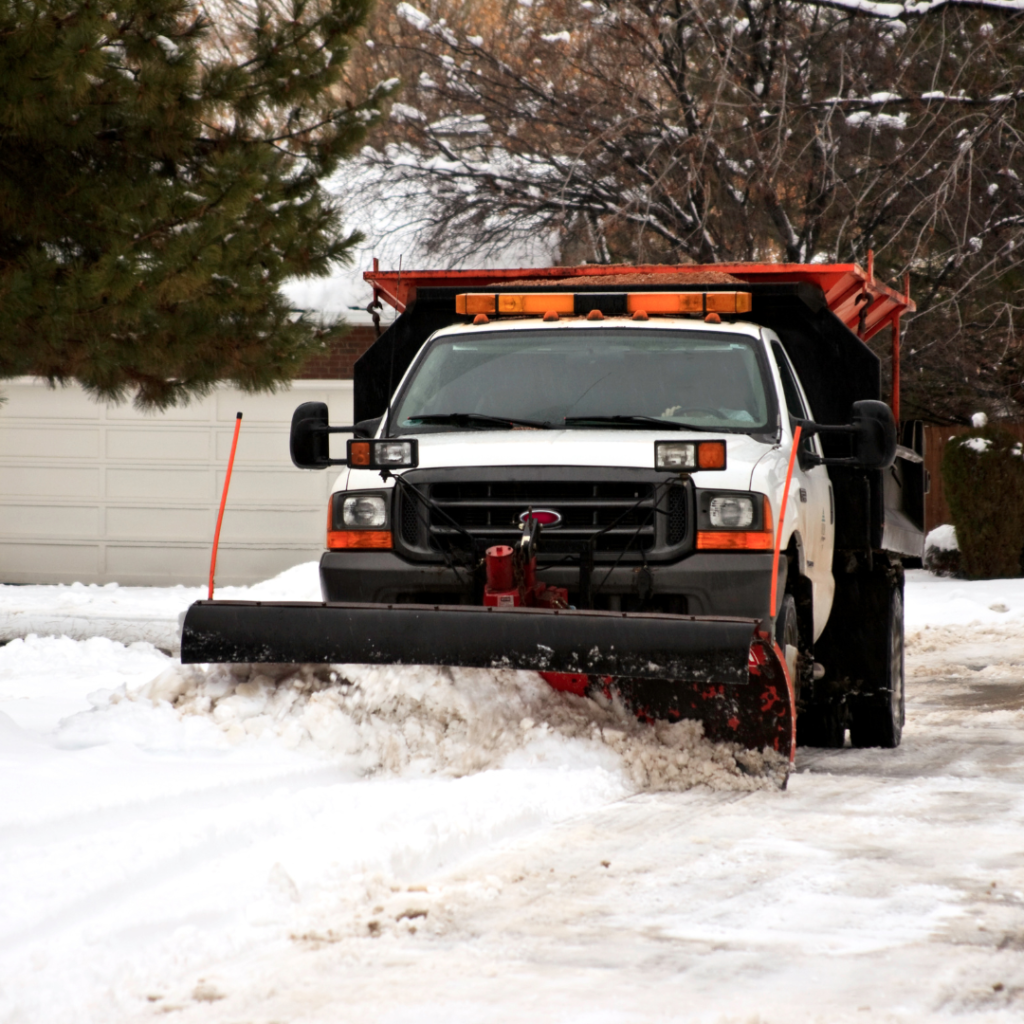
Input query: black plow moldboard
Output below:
<box><xmin>180</xmin><ymin>600</ymin><xmax>757</xmax><ymax>684</ymax></box>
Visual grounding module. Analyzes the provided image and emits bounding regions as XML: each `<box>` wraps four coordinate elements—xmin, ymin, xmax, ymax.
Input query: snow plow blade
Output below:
<box><xmin>181</xmin><ymin>601</ymin><xmax>754</xmax><ymax>679</ymax></box>
<box><xmin>179</xmin><ymin>601</ymin><xmax>794</xmax><ymax>757</ymax></box>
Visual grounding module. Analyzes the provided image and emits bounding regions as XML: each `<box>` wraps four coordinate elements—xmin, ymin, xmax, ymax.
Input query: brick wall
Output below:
<box><xmin>296</xmin><ymin>325</ymin><xmax>378</xmax><ymax>380</ymax></box>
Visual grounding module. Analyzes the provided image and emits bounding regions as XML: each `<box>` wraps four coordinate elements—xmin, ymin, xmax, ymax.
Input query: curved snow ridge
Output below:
<box><xmin>905</xmin><ymin>569</ymin><xmax>1024</xmax><ymax>630</ymax></box>
<box><xmin>122</xmin><ymin>662</ymin><xmax>788</xmax><ymax>792</ymax></box>
<box><xmin>0</xmin><ymin>562</ymin><xmax>324</xmax><ymax>654</ymax></box>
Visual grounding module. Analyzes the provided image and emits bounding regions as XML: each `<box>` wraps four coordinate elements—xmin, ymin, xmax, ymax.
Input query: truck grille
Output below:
<box><xmin>401</xmin><ymin>493</ymin><xmax>421</xmax><ymax>547</ymax></box>
<box><xmin>667</xmin><ymin>485</ymin><xmax>687</xmax><ymax>546</ymax></box>
<box><xmin>400</xmin><ymin>477</ymin><xmax>683</xmax><ymax>556</ymax></box>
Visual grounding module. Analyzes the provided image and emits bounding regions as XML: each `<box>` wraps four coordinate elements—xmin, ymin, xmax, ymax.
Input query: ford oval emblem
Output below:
<box><xmin>519</xmin><ymin>509</ymin><xmax>563</xmax><ymax>528</ymax></box>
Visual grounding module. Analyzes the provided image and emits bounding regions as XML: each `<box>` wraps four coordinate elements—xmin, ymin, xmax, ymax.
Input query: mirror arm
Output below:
<box><xmin>801</xmin><ymin>454</ymin><xmax>860</xmax><ymax>468</ymax></box>
<box><xmin>306</xmin><ymin>424</ymin><xmax>363</xmax><ymax>465</ymax></box>
<box><xmin>793</xmin><ymin>418</ymin><xmax>860</xmax><ymax>470</ymax></box>
<box><xmin>792</xmin><ymin>417</ymin><xmax>858</xmax><ymax>438</ymax></box>
<box><xmin>309</xmin><ymin>424</ymin><xmax>360</xmax><ymax>435</ymax></box>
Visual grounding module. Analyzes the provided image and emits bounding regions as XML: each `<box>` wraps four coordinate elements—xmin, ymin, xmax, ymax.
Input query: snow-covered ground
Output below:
<box><xmin>2</xmin><ymin>567</ymin><xmax>1024</xmax><ymax>1022</ymax></box>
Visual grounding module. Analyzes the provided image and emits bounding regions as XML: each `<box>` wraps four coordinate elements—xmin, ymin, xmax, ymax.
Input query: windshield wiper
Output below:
<box><xmin>407</xmin><ymin>412</ymin><xmax>554</xmax><ymax>430</ymax></box>
<box><xmin>563</xmin><ymin>415</ymin><xmax>707</xmax><ymax>431</ymax></box>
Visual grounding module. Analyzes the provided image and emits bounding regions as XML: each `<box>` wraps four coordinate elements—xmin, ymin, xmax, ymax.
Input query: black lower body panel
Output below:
<box><xmin>319</xmin><ymin>551</ymin><xmax>785</xmax><ymax>618</ymax></box>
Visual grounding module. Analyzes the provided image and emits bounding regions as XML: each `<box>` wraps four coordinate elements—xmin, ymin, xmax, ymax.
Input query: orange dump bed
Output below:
<box><xmin>364</xmin><ymin>259</ymin><xmax>914</xmax><ymax>344</ymax></box>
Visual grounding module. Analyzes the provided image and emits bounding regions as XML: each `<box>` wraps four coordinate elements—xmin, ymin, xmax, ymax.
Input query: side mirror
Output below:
<box><xmin>289</xmin><ymin>405</ymin><xmax>412</xmax><ymax>470</ymax></box>
<box><xmin>794</xmin><ymin>399</ymin><xmax>897</xmax><ymax>471</ymax></box>
<box><xmin>850</xmin><ymin>399</ymin><xmax>897</xmax><ymax>470</ymax></box>
<box><xmin>290</xmin><ymin>402</ymin><xmax>331</xmax><ymax>469</ymax></box>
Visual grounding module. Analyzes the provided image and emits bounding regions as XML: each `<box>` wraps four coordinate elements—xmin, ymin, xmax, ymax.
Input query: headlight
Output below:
<box><xmin>342</xmin><ymin>495</ymin><xmax>387</xmax><ymax>528</ymax></box>
<box><xmin>708</xmin><ymin>495</ymin><xmax>754</xmax><ymax>529</ymax></box>
<box><xmin>655</xmin><ymin>442</ymin><xmax>696</xmax><ymax>470</ymax></box>
<box><xmin>696</xmin><ymin>491</ymin><xmax>771</xmax><ymax>550</ymax></box>
<box><xmin>374</xmin><ymin>441</ymin><xmax>415</xmax><ymax>465</ymax></box>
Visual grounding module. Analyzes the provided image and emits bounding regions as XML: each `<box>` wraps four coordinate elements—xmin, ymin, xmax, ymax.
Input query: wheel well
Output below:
<box><xmin>785</xmin><ymin>545</ymin><xmax>815</xmax><ymax>650</ymax></box>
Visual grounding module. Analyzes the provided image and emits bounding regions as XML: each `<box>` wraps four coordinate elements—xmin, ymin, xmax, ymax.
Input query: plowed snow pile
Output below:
<box><xmin>128</xmin><ymin>662</ymin><xmax>787</xmax><ymax>791</ymax></box>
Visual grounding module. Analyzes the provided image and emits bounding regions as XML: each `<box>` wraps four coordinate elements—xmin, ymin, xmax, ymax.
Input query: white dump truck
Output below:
<box><xmin>182</xmin><ymin>263</ymin><xmax>925</xmax><ymax>765</ymax></box>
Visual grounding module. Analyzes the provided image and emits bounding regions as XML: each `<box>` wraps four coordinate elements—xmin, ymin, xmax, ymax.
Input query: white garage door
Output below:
<box><xmin>0</xmin><ymin>378</ymin><xmax>353</xmax><ymax>586</ymax></box>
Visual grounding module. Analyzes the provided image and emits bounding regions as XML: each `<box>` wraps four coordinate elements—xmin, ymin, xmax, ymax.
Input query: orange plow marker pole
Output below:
<box><xmin>768</xmin><ymin>423</ymin><xmax>802</xmax><ymax>763</ymax></box>
<box><xmin>208</xmin><ymin>412</ymin><xmax>243</xmax><ymax>601</ymax></box>
<box><xmin>769</xmin><ymin>424</ymin><xmax>802</xmax><ymax>634</ymax></box>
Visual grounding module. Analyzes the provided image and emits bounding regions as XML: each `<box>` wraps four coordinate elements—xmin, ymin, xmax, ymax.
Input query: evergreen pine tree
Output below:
<box><xmin>0</xmin><ymin>0</ymin><xmax>389</xmax><ymax>406</ymax></box>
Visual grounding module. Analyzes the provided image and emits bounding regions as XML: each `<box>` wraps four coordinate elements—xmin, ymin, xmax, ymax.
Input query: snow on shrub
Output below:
<box><xmin>924</xmin><ymin>524</ymin><xmax>961</xmax><ymax>577</ymax></box>
<box><xmin>941</xmin><ymin>418</ymin><xmax>1024</xmax><ymax>579</ymax></box>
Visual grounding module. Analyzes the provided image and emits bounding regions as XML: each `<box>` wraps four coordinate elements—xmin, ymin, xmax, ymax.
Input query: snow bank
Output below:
<box><xmin>0</xmin><ymin>580</ymin><xmax>200</xmax><ymax>651</ymax></box>
<box><xmin>120</xmin><ymin>661</ymin><xmax>787</xmax><ymax>792</ymax></box>
<box><xmin>229</xmin><ymin>561</ymin><xmax>321</xmax><ymax>602</ymax></box>
<box><xmin>0</xmin><ymin>633</ymin><xmax>171</xmax><ymax>732</ymax></box>
<box><xmin>905</xmin><ymin>568</ymin><xmax>1024</xmax><ymax>629</ymax></box>
<box><xmin>0</xmin><ymin>562</ymin><xmax>321</xmax><ymax>652</ymax></box>
<box><xmin>0</xmin><ymin>613</ymin><xmax>783</xmax><ymax>1024</ymax></box>
<box><xmin>2</xmin><ymin>558</ymin><xmax>785</xmax><ymax>792</ymax></box>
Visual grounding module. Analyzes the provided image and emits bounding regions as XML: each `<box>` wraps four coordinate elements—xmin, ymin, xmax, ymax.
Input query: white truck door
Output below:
<box><xmin>768</xmin><ymin>338</ymin><xmax>835</xmax><ymax>642</ymax></box>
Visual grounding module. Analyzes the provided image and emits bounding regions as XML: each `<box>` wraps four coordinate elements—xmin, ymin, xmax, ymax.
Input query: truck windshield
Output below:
<box><xmin>392</xmin><ymin>328</ymin><xmax>773</xmax><ymax>433</ymax></box>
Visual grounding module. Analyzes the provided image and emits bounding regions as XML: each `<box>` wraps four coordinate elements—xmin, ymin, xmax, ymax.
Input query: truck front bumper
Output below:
<box><xmin>320</xmin><ymin>550</ymin><xmax>785</xmax><ymax>620</ymax></box>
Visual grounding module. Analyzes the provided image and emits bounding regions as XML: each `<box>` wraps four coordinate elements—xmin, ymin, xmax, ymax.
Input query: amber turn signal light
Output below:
<box><xmin>697</xmin><ymin>441</ymin><xmax>726</xmax><ymax>470</ymax></box>
<box><xmin>327</xmin><ymin>530</ymin><xmax>393</xmax><ymax>550</ymax></box>
<box><xmin>349</xmin><ymin>441</ymin><xmax>371</xmax><ymax>466</ymax></box>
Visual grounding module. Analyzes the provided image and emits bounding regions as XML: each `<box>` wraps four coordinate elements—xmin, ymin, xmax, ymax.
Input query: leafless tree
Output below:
<box><xmin>352</xmin><ymin>0</ymin><xmax>1024</xmax><ymax>421</ymax></box>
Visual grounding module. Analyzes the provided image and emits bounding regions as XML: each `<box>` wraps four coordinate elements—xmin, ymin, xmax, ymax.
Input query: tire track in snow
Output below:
<box><xmin>0</xmin><ymin>766</ymin><xmax>345</xmax><ymax>950</ymax></box>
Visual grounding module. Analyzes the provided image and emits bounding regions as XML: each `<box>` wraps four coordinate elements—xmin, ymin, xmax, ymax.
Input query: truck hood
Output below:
<box><xmin>343</xmin><ymin>430</ymin><xmax>777</xmax><ymax>492</ymax></box>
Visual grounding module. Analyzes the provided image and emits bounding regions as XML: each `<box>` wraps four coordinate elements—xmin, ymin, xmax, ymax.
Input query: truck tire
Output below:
<box><xmin>776</xmin><ymin>594</ymin><xmax>799</xmax><ymax>669</ymax></box>
<box><xmin>787</xmin><ymin>589</ymin><xmax>845</xmax><ymax>749</ymax></box>
<box><xmin>849</xmin><ymin>583</ymin><xmax>905</xmax><ymax>748</ymax></box>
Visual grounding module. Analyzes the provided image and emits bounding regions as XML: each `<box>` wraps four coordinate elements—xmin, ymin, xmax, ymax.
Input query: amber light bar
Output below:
<box><xmin>455</xmin><ymin>291</ymin><xmax>753</xmax><ymax>317</ymax></box>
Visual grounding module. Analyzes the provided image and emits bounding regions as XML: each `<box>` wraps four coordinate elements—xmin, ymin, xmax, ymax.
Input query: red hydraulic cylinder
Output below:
<box><xmin>486</xmin><ymin>545</ymin><xmax>514</xmax><ymax>590</ymax></box>
<box><xmin>484</xmin><ymin>545</ymin><xmax>520</xmax><ymax>607</ymax></box>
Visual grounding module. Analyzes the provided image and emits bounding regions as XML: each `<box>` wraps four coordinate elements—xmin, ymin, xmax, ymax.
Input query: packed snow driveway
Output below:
<box><xmin>1</xmin><ymin>570</ymin><xmax>1024</xmax><ymax>1022</ymax></box>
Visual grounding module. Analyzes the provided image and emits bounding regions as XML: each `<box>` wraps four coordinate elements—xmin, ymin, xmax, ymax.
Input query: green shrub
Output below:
<box><xmin>942</xmin><ymin>427</ymin><xmax>1024</xmax><ymax>578</ymax></box>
